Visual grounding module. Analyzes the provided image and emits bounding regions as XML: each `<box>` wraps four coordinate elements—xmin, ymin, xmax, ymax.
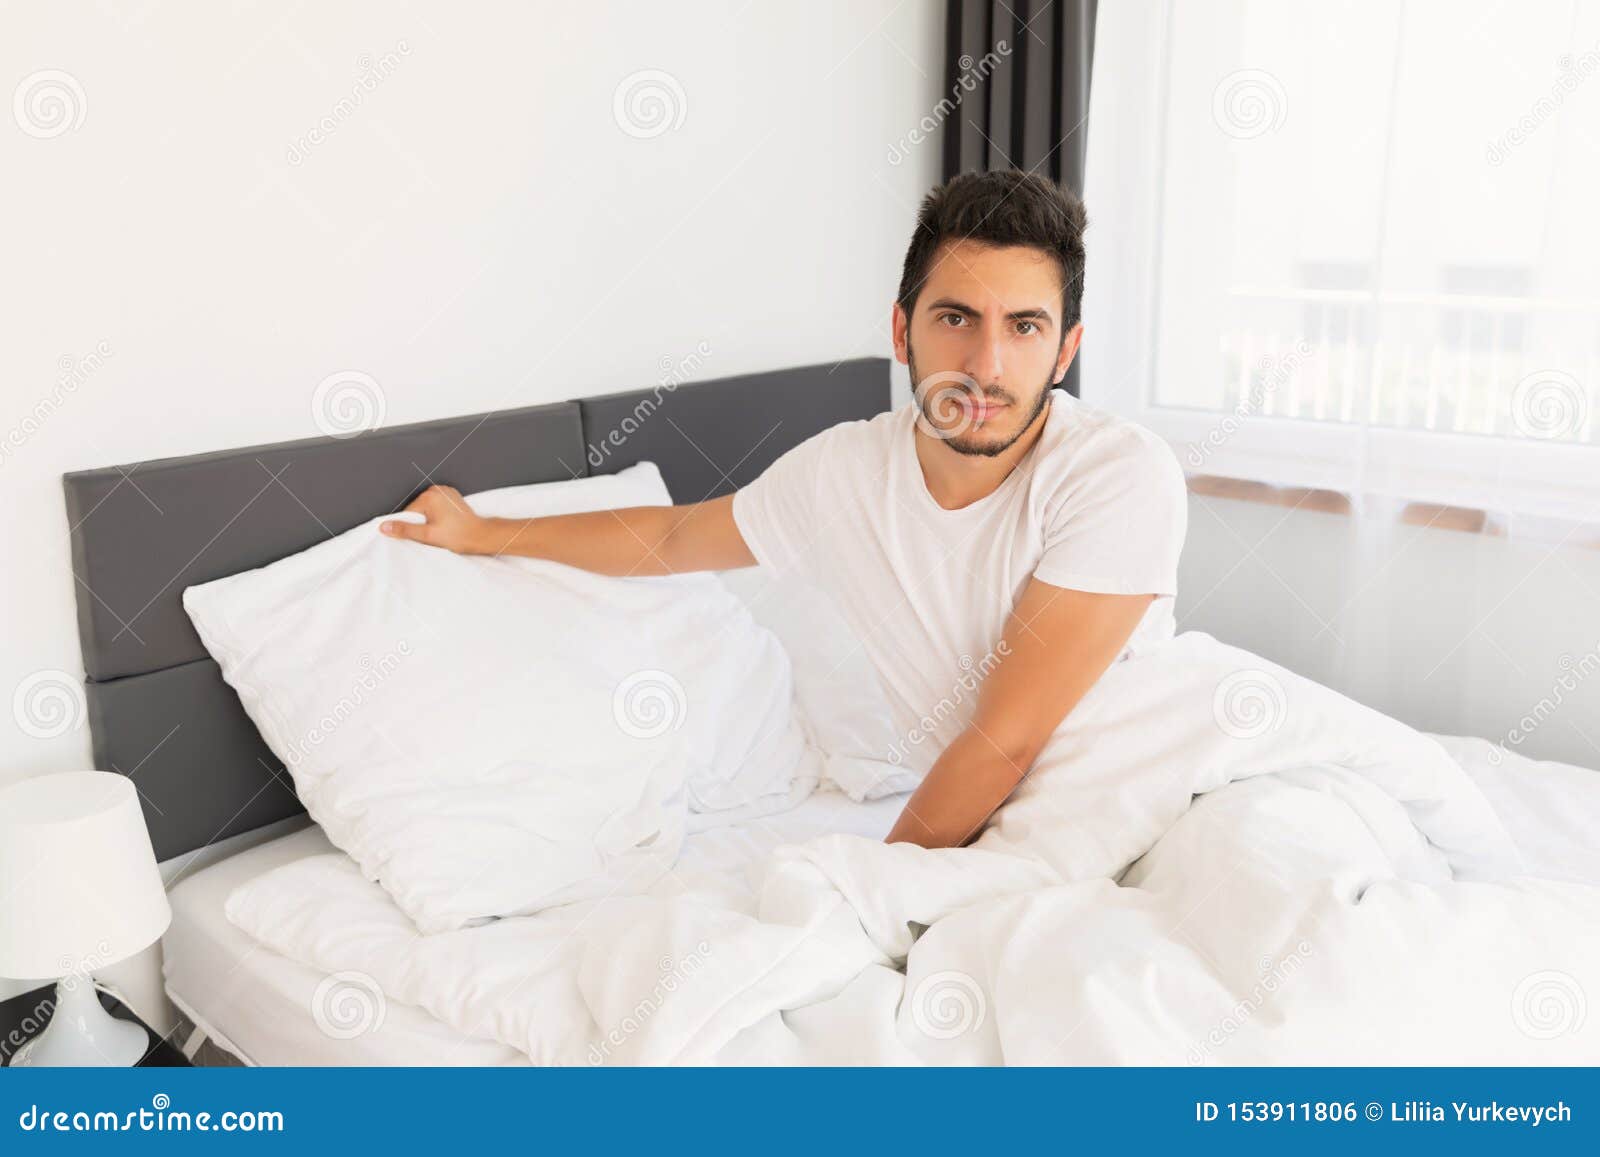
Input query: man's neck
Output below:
<box><xmin>913</xmin><ymin>392</ymin><xmax>1053</xmax><ymax>511</ymax></box>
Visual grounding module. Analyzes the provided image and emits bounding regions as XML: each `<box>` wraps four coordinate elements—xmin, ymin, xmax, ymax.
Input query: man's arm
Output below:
<box><xmin>378</xmin><ymin>485</ymin><xmax>758</xmax><ymax>575</ymax></box>
<box><xmin>883</xmin><ymin>579</ymin><xmax>1156</xmax><ymax>849</ymax></box>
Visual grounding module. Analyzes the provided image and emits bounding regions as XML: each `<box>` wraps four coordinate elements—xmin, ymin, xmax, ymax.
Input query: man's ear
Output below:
<box><xmin>1052</xmin><ymin>322</ymin><xmax>1084</xmax><ymax>384</ymax></box>
<box><xmin>892</xmin><ymin>302</ymin><xmax>910</xmax><ymax>365</ymax></box>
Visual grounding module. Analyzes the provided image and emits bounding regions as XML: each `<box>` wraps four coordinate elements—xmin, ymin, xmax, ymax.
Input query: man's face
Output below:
<box><xmin>894</xmin><ymin>238</ymin><xmax>1083</xmax><ymax>458</ymax></box>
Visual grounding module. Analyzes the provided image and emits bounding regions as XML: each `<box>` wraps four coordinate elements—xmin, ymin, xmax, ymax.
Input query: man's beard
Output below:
<box><xmin>907</xmin><ymin>342</ymin><xmax>1054</xmax><ymax>459</ymax></box>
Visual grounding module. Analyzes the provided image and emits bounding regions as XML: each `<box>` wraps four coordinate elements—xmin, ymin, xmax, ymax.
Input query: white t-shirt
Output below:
<box><xmin>730</xmin><ymin>388</ymin><xmax>1188</xmax><ymax>772</ymax></box>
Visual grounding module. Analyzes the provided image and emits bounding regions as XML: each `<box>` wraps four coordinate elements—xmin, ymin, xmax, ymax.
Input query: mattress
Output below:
<box><xmin>162</xmin><ymin>786</ymin><xmax>909</xmax><ymax>1065</ymax></box>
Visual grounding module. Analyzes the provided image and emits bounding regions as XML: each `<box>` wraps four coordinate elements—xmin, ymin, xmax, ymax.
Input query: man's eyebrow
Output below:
<box><xmin>925</xmin><ymin>297</ymin><xmax>1056</xmax><ymax>326</ymax></box>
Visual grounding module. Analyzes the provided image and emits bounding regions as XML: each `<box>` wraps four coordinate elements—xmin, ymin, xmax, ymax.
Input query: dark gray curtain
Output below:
<box><xmin>941</xmin><ymin>0</ymin><xmax>1098</xmax><ymax>395</ymax></box>
<box><xmin>942</xmin><ymin>0</ymin><xmax>1098</xmax><ymax>186</ymax></box>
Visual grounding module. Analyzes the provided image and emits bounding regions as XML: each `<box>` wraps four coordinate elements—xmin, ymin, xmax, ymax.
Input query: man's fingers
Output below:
<box><xmin>403</xmin><ymin>487</ymin><xmax>441</xmax><ymax>515</ymax></box>
<box><xmin>380</xmin><ymin>518</ymin><xmax>429</xmax><ymax>543</ymax></box>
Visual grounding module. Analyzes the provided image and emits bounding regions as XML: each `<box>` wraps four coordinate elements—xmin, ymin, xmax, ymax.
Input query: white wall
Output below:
<box><xmin>1</xmin><ymin>1</ymin><xmax>943</xmax><ymax>1012</ymax></box>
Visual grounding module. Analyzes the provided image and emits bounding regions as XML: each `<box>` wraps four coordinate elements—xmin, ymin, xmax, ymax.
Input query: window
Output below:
<box><xmin>1082</xmin><ymin>0</ymin><xmax>1600</xmax><ymax>521</ymax></box>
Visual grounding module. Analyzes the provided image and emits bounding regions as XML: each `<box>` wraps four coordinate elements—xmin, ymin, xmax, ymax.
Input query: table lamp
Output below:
<box><xmin>0</xmin><ymin>771</ymin><xmax>172</xmax><ymax>1066</ymax></box>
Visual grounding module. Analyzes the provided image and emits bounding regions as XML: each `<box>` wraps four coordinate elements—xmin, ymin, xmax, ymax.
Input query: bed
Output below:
<box><xmin>154</xmin><ymin>733</ymin><xmax>1600</xmax><ymax>1066</ymax></box>
<box><xmin>63</xmin><ymin>356</ymin><xmax>1600</xmax><ymax>1066</ymax></box>
<box><xmin>162</xmin><ymin>790</ymin><xmax>910</xmax><ymax>1065</ymax></box>
<box><xmin>63</xmin><ymin>357</ymin><xmax>895</xmax><ymax>1064</ymax></box>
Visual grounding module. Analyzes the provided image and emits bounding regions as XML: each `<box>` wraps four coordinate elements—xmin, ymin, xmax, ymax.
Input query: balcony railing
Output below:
<box><xmin>1178</xmin><ymin>287</ymin><xmax>1600</xmax><ymax>445</ymax></box>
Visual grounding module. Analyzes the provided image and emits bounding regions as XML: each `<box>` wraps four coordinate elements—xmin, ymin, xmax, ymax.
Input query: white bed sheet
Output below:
<box><xmin>162</xmin><ymin>786</ymin><xmax>908</xmax><ymax>1065</ymax></box>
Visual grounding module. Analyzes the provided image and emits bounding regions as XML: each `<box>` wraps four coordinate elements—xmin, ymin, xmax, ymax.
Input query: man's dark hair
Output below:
<box><xmin>896</xmin><ymin>169</ymin><xmax>1088</xmax><ymax>333</ymax></box>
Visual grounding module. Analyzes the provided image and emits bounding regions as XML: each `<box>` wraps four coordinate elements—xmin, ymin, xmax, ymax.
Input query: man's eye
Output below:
<box><xmin>940</xmin><ymin>313</ymin><xmax>966</xmax><ymax>327</ymax></box>
<box><xmin>1016</xmin><ymin>320</ymin><xmax>1038</xmax><ymax>336</ymax></box>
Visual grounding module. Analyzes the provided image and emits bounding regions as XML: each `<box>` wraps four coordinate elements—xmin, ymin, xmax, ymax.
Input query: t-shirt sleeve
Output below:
<box><xmin>730</xmin><ymin>429</ymin><xmax>831</xmax><ymax>584</ymax></box>
<box><xmin>1031</xmin><ymin>427</ymin><xmax>1188</xmax><ymax>597</ymax></box>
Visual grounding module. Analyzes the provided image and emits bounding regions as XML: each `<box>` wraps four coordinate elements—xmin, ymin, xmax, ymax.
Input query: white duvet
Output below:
<box><xmin>224</xmin><ymin>632</ymin><xmax>1600</xmax><ymax>1064</ymax></box>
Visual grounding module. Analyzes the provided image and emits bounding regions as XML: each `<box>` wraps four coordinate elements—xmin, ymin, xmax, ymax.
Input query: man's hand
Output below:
<box><xmin>883</xmin><ymin>579</ymin><xmax>1157</xmax><ymax>849</ymax></box>
<box><xmin>380</xmin><ymin>485</ymin><xmax>487</xmax><ymax>554</ymax></box>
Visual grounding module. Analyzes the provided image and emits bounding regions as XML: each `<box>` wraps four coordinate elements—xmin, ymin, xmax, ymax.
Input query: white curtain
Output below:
<box><xmin>1079</xmin><ymin>0</ymin><xmax>1600</xmax><ymax>769</ymax></box>
<box><xmin>1082</xmin><ymin>0</ymin><xmax>1600</xmax><ymax>525</ymax></box>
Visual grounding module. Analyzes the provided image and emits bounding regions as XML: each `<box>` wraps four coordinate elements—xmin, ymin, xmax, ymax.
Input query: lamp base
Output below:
<box><xmin>10</xmin><ymin>975</ymin><xmax>149</xmax><ymax>1067</ymax></box>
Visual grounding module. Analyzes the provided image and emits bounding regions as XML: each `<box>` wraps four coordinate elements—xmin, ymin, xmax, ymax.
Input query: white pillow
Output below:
<box><xmin>718</xmin><ymin>566</ymin><xmax>919</xmax><ymax>801</ymax></box>
<box><xmin>184</xmin><ymin>462</ymin><xmax>814</xmax><ymax>934</ymax></box>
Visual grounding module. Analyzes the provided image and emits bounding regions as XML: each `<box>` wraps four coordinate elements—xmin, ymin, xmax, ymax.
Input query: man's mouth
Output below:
<box><xmin>967</xmin><ymin>397</ymin><xmax>1008</xmax><ymax>423</ymax></box>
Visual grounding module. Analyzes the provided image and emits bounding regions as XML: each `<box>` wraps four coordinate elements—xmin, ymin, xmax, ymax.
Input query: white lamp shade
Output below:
<box><xmin>0</xmin><ymin>771</ymin><xmax>172</xmax><ymax>980</ymax></box>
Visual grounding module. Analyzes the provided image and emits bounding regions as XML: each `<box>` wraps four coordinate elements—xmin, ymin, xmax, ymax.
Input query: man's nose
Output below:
<box><xmin>964</xmin><ymin>323</ymin><xmax>1006</xmax><ymax>389</ymax></box>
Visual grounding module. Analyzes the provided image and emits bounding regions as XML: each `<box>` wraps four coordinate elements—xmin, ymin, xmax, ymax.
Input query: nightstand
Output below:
<box><xmin>0</xmin><ymin>983</ymin><xmax>188</xmax><ymax>1068</ymax></box>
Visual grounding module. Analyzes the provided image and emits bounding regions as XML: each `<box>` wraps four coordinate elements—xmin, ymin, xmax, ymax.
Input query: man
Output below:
<box><xmin>380</xmin><ymin>169</ymin><xmax>1186</xmax><ymax>851</ymax></box>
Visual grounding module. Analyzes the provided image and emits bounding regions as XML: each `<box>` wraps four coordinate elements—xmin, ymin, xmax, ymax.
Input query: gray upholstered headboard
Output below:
<box><xmin>63</xmin><ymin>358</ymin><xmax>891</xmax><ymax>861</ymax></box>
